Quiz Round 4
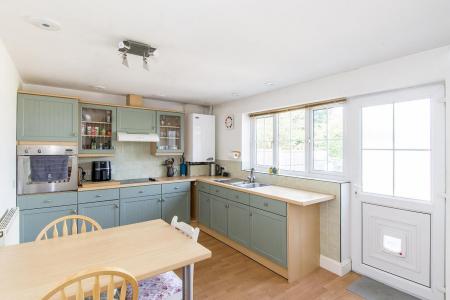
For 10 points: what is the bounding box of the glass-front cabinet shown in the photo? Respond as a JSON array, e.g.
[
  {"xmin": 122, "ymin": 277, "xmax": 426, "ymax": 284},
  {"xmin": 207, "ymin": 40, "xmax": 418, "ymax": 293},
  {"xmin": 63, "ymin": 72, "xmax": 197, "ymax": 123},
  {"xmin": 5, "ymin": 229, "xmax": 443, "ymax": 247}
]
[
  {"xmin": 79, "ymin": 104, "xmax": 116, "ymax": 155},
  {"xmin": 154, "ymin": 111, "xmax": 184, "ymax": 155}
]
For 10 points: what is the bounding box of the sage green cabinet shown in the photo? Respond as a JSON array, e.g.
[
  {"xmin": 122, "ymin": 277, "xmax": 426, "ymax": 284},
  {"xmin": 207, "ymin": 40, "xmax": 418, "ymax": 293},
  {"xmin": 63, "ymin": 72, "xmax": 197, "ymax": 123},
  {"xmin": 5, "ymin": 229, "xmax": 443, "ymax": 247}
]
[
  {"xmin": 120, "ymin": 196, "xmax": 161, "ymax": 225},
  {"xmin": 228, "ymin": 201, "xmax": 251, "ymax": 247},
  {"xmin": 250, "ymin": 207, "xmax": 287, "ymax": 267},
  {"xmin": 17, "ymin": 93, "xmax": 78, "ymax": 141},
  {"xmin": 154, "ymin": 111, "xmax": 184, "ymax": 155},
  {"xmin": 210, "ymin": 195, "xmax": 228, "ymax": 236},
  {"xmin": 79, "ymin": 104, "xmax": 116, "ymax": 155},
  {"xmin": 78, "ymin": 200, "xmax": 120, "ymax": 229},
  {"xmin": 20, "ymin": 205, "xmax": 77, "ymax": 243},
  {"xmin": 162, "ymin": 191, "xmax": 190, "ymax": 224},
  {"xmin": 198, "ymin": 191, "xmax": 211, "ymax": 227},
  {"xmin": 117, "ymin": 107, "xmax": 156, "ymax": 134}
]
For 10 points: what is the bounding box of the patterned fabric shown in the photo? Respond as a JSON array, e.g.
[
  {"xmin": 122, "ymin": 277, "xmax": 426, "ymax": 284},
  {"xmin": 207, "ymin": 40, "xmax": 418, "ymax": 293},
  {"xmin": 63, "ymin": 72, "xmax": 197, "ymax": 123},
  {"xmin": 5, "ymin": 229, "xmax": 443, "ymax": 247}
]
[{"xmin": 126, "ymin": 271, "xmax": 182, "ymax": 300}]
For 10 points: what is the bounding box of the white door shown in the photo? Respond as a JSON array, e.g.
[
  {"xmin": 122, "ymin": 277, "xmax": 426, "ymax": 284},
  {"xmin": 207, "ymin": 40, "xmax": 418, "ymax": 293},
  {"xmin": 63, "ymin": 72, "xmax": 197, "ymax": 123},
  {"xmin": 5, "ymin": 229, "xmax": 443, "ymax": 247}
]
[{"xmin": 349, "ymin": 84, "xmax": 445, "ymax": 300}]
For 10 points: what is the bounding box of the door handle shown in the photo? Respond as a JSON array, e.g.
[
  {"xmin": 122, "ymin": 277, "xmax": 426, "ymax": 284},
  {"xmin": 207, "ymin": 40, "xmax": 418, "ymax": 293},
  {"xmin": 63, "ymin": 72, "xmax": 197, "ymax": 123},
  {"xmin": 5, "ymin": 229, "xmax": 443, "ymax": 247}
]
[
  {"xmin": 71, "ymin": 209, "xmax": 77, "ymax": 214},
  {"xmin": 138, "ymin": 191, "xmax": 144, "ymax": 194},
  {"xmin": 114, "ymin": 204, "xmax": 119, "ymax": 208},
  {"xmin": 263, "ymin": 202, "xmax": 269, "ymax": 207},
  {"xmin": 43, "ymin": 200, "xmax": 52, "ymax": 203},
  {"xmin": 95, "ymin": 195, "xmax": 102, "ymax": 198}
]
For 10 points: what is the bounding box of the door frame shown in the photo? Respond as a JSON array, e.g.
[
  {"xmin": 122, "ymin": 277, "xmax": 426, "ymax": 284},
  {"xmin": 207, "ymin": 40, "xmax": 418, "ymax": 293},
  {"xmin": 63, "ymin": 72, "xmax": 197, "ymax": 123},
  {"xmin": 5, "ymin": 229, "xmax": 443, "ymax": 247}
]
[{"xmin": 348, "ymin": 83, "xmax": 446, "ymax": 300}]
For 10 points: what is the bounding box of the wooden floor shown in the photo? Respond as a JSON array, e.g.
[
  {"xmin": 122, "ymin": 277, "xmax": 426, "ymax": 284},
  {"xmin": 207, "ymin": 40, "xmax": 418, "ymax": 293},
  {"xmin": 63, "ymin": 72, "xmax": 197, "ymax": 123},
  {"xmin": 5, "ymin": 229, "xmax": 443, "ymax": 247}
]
[{"xmin": 189, "ymin": 231, "xmax": 362, "ymax": 300}]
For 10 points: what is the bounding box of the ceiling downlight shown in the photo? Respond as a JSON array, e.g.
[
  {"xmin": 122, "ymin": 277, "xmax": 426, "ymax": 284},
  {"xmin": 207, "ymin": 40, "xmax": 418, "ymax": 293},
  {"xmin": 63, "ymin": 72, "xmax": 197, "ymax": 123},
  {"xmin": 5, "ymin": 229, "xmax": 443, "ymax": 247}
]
[{"xmin": 25, "ymin": 17, "xmax": 61, "ymax": 31}]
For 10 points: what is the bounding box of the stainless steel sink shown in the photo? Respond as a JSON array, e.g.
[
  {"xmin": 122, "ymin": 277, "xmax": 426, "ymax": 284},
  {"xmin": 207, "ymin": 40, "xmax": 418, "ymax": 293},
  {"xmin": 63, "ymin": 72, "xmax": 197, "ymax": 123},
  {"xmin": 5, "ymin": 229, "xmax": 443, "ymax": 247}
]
[
  {"xmin": 213, "ymin": 178, "xmax": 245, "ymax": 185},
  {"xmin": 232, "ymin": 182, "xmax": 269, "ymax": 189}
]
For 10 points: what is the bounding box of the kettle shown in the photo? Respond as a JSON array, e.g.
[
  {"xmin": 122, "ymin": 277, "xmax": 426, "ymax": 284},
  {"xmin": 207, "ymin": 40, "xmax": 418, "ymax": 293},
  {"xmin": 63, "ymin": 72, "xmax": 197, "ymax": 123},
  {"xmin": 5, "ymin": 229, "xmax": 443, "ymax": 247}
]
[{"xmin": 215, "ymin": 164, "xmax": 224, "ymax": 176}]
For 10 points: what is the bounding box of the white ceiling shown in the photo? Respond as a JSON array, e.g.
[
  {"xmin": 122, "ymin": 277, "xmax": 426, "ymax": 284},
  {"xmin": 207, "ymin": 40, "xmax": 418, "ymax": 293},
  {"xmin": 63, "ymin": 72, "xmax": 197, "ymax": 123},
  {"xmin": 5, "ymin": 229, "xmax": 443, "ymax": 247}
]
[{"xmin": 1, "ymin": 0, "xmax": 450, "ymax": 105}]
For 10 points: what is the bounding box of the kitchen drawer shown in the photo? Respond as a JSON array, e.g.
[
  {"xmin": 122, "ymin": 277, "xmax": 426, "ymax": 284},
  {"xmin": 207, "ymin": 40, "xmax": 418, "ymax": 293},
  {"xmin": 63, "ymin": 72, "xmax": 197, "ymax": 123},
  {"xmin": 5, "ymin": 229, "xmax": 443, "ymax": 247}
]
[
  {"xmin": 197, "ymin": 182, "xmax": 210, "ymax": 193},
  {"xmin": 17, "ymin": 192, "xmax": 78, "ymax": 210},
  {"xmin": 228, "ymin": 189, "xmax": 250, "ymax": 206},
  {"xmin": 78, "ymin": 188, "xmax": 119, "ymax": 204},
  {"xmin": 209, "ymin": 185, "xmax": 229, "ymax": 199},
  {"xmin": 162, "ymin": 182, "xmax": 190, "ymax": 194},
  {"xmin": 120, "ymin": 185, "xmax": 161, "ymax": 198},
  {"xmin": 250, "ymin": 195, "xmax": 286, "ymax": 217}
]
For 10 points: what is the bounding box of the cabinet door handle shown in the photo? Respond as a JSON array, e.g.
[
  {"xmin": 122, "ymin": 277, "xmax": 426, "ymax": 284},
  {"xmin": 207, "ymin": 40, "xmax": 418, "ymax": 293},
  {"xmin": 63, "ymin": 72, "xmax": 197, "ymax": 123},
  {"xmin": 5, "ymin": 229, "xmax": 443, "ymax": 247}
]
[
  {"xmin": 174, "ymin": 187, "xmax": 180, "ymax": 190},
  {"xmin": 249, "ymin": 212, "xmax": 252, "ymax": 216},
  {"xmin": 263, "ymin": 202, "xmax": 269, "ymax": 207},
  {"xmin": 71, "ymin": 209, "xmax": 77, "ymax": 214},
  {"xmin": 72, "ymin": 132, "xmax": 77, "ymax": 136},
  {"xmin": 235, "ymin": 195, "xmax": 239, "ymax": 199},
  {"xmin": 138, "ymin": 191, "xmax": 144, "ymax": 194},
  {"xmin": 43, "ymin": 200, "xmax": 52, "ymax": 203},
  {"xmin": 114, "ymin": 204, "xmax": 119, "ymax": 208},
  {"xmin": 95, "ymin": 195, "xmax": 102, "ymax": 198}
]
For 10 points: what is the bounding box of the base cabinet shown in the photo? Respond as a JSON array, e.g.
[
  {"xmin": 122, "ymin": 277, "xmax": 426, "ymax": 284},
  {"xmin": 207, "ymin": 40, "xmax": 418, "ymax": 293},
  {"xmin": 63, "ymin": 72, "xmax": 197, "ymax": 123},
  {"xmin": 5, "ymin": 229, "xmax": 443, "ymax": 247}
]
[
  {"xmin": 228, "ymin": 201, "xmax": 251, "ymax": 247},
  {"xmin": 78, "ymin": 200, "xmax": 120, "ymax": 229},
  {"xmin": 120, "ymin": 196, "xmax": 161, "ymax": 225},
  {"xmin": 20, "ymin": 205, "xmax": 77, "ymax": 243},
  {"xmin": 210, "ymin": 196, "xmax": 228, "ymax": 236},
  {"xmin": 250, "ymin": 207, "xmax": 287, "ymax": 267},
  {"xmin": 198, "ymin": 191, "xmax": 211, "ymax": 227},
  {"xmin": 162, "ymin": 192, "xmax": 190, "ymax": 224}
]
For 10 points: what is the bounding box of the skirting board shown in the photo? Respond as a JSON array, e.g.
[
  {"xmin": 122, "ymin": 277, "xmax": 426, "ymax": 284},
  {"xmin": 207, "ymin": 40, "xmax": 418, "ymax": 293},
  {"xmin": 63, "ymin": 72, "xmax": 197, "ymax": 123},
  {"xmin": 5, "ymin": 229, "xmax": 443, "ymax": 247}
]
[{"xmin": 320, "ymin": 255, "xmax": 351, "ymax": 277}]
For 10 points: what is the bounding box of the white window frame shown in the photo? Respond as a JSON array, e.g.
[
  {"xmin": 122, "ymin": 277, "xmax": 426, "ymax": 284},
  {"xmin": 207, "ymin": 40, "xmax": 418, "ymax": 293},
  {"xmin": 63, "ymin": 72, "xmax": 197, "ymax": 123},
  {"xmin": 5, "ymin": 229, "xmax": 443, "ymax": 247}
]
[{"xmin": 250, "ymin": 103, "xmax": 345, "ymax": 180}]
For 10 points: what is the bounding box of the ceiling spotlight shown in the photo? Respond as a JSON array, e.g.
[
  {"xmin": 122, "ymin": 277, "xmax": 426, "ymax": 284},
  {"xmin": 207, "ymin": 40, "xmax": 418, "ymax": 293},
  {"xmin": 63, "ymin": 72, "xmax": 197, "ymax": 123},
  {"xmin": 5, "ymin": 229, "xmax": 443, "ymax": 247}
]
[
  {"xmin": 122, "ymin": 53, "xmax": 129, "ymax": 68},
  {"xmin": 143, "ymin": 56, "xmax": 149, "ymax": 71},
  {"xmin": 25, "ymin": 16, "xmax": 61, "ymax": 31},
  {"xmin": 264, "ymin": 81, "xmax": 274, "ymax": 86}
]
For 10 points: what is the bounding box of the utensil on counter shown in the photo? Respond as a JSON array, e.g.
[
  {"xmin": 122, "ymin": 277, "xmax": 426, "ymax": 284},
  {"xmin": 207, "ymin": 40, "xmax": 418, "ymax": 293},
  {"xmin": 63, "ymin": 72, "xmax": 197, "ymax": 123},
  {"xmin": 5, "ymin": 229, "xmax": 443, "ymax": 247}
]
[
  {"xmin": 180, "ymin": 154, "xmax": 187, "ymax": 176},
  {"xmin": 163, "ymin": 158, "xmax": 177, "ymax": 177}
]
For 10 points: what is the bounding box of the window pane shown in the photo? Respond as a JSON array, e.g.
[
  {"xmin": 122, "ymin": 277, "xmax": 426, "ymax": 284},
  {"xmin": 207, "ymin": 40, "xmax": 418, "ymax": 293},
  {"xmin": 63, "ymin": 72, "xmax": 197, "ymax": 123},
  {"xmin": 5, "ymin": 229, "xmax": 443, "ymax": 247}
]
[
  {"xmin": 362, "ymin": 104, "xmax": 393, "ymax": 149},
  {"xmin": 313, "ymin": 106, "xmax": 343, "ymax": 173},
  {"xmin": 394, "ymin": 150, "xmax": 430, "ymax": 201},
  {"xmin": 362, "ymin": 150, "xmax": 393, "ymax": 195},
  {"xmin": 395, "ymin": 99, "xmax": 430, "ymax": 149},
  {"xmin": 256, "ymin": 116, "xmax": 273, "ymax": 166},
  {"xmin": 278, "ymin": 110, "xmax": 305, "ymax": 171}
]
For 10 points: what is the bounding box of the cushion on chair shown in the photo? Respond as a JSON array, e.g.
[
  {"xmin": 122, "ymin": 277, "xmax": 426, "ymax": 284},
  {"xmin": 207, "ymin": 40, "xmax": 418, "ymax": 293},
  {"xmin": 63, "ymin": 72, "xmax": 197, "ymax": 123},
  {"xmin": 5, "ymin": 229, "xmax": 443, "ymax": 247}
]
[{"xmin": 126, "ymin": 271, "xmax": 182, "ymax": 300}]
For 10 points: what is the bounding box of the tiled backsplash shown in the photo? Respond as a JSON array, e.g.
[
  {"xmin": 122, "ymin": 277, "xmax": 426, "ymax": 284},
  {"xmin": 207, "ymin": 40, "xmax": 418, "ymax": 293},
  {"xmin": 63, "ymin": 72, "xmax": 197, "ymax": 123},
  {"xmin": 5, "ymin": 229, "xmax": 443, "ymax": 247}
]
[
  {"xmin": 79, "ymin": 142, "xmax": 180, "ymax": 180},
  {"xmin": 217, "ymin": 159, "xmax": 345, "ymax": 262}
]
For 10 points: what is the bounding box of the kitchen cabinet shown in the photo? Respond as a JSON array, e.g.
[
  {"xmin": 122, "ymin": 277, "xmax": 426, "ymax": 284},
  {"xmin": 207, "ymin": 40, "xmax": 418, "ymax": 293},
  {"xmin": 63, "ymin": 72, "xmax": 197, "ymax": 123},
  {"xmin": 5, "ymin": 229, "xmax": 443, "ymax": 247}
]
[
  {"xmin": 210, "ymin": 195, "xmax": 228, "ymax": 236},
  {"xmin": 120, "ymin": 196, "xmax": 161, "ymax": 225},
  {"xmin": 250, "ymin": 207, "xmax": 287, "ymax": 267},
  {"xmin": 19, "ymin": 205, "xmax": 77, "ymax": 243},
  {"xmin": 228, "ymin": 200, "xmax": 251, "ymax": 247},
  {"xmin": 78, "ymin": 200, "xmax": 120, "ymax": 229},
  {"xmin": 79, "ymin": 103, "xmax": 116, "ymax": 155},
  {"xmin": 162, "ymin": 191, "xmax": 190, "ymax": 224},
  {"xmin": 117, "ymin": 107, "xmax": 156, "ymax": 134},
  {"xmin": 153, "ymin": 111, "xmax": 184, "ymax": 155},
  {"xmin": 17, "ymin": 93, "xmax": 78, "ymax": 142},
  {"xmin": 198, "ymin": 191, "xmax": 211, "ymax": 227}
]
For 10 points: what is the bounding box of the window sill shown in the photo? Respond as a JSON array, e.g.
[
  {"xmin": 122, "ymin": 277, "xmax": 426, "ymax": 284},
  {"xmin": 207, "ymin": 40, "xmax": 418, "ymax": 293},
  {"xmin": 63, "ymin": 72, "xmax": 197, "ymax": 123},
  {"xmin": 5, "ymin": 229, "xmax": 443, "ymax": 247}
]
[{"xmin": 242, "ymin": 169, "xmax": 350, "ymax": 184}]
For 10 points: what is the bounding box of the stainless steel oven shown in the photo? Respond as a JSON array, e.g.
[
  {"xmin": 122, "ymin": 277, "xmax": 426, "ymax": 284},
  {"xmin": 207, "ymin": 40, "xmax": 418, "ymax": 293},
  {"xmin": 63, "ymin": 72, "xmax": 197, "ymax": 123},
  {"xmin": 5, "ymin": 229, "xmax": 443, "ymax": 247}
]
[{"xmin": 17, "ymin": 145, "xmax": 78, "ymax": 195}]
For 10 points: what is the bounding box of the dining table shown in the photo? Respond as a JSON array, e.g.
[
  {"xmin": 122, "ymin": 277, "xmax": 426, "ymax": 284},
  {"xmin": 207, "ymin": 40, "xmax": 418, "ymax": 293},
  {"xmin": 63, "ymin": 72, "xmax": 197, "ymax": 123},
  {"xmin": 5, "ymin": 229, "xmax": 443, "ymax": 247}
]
[{"xmin": 0, "ymin": 219, "xmax": 211, "ymax": 299}]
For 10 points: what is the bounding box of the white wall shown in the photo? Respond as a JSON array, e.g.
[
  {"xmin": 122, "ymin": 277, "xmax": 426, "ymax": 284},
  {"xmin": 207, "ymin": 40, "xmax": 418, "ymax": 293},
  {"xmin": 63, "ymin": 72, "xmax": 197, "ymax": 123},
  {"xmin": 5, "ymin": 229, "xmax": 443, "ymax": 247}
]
[
  {"xmin": 214, "ymin": 45, "xmax": 450, "ymax": 160},
  {"xmin": 21, "ymin": 83, "xmax": 209, "ymax": 114},
  {"xmin": 0, "ymin": 39, "xmax": 21, "ymax": 215}
]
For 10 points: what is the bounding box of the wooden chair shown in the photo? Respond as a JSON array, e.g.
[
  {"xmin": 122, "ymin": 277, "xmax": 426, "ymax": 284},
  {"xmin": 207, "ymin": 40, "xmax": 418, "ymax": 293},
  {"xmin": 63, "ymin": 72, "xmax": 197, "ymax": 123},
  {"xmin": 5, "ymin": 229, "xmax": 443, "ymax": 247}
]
[
  {"xmin": 41, "ymin": 267, "xmax": 139, "ymax": 300},
  {"xmin": 35, "ymin": 215, "xmax": 102, "ymax": 241},
  {"xmin": 127, "ymin": 216, "xmax": 200, "ymax": 300}
]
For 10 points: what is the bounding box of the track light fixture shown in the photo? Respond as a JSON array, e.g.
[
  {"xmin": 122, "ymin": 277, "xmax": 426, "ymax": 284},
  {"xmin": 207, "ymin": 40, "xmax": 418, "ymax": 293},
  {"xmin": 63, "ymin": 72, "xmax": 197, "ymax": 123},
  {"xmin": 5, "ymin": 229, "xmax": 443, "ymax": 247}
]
[{"xmin": 118, "ymin": 40, "xmax": 157, "ymax": 70}]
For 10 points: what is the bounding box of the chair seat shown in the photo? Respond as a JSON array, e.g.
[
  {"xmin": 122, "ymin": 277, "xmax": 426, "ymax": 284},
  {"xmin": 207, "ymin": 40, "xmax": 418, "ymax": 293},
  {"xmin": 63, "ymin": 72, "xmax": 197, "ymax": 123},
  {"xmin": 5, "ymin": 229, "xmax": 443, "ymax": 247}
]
[{"xmin": 127, "ymin": 271, "xmax": 182, "ymax": 300}]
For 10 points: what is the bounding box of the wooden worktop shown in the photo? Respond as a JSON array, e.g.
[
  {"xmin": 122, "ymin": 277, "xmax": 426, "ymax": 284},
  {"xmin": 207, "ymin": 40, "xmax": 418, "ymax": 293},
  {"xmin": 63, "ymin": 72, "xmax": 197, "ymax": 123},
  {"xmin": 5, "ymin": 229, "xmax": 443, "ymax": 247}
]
[{"xmin": 79, "ymin": 176, "xmax": 334, "ymax": 206}]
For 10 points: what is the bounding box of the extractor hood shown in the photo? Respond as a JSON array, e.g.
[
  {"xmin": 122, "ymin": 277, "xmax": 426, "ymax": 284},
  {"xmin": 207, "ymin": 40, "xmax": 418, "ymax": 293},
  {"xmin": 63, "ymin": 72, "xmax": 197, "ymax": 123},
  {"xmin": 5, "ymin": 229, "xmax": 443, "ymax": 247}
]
[{"xmin": 117, "ymin": 132, "xmax": 160, "ymax": 142}]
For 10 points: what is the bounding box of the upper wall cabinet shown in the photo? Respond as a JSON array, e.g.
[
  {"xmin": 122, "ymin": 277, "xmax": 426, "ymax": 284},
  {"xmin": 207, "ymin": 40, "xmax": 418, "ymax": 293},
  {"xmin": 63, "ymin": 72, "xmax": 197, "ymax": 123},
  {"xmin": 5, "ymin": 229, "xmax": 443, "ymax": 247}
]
[
  {"xmin": 117, "ymin": 107, "xmax": 156, "ymax": 134},
  {"xmin": 79, "ymin": 103, "xmax": 116, "ymax": 155},
  {"xmin": 17, "ymin": 93, "xmax": 78, "ymax": 142},
  {"xmin": 153, "ymin": 111, "xmax": 184, "ymax": 155}
]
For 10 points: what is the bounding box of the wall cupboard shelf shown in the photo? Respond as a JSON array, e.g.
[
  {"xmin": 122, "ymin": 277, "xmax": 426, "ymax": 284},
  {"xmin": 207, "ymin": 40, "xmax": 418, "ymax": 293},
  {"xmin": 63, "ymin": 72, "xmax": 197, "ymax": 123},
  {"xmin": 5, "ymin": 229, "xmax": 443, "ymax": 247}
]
[{"xmin": 152, "ymin": 111, "xmax": 184, "ymax": 155}]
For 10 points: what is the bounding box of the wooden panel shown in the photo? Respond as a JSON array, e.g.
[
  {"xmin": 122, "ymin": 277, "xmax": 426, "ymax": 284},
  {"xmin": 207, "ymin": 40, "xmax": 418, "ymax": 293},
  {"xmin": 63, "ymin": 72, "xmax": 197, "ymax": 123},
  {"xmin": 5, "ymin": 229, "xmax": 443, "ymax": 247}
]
[
  {"xmin": 19, "ymin": 205, "xmax": 77, "ymax": 243},
  {"xmin": 210, "ymin": 195, "xmax": 228, "ymax": 236},
  {"xmin": 162, "ymin": 182, "xmax": 190, "ymax": 194},
  {"xmin": 161, "ymin": 192, "xmax": 190, "ymax": 223},
  {"xmin": 78, "ymin": 188, "xmax": 119, "ymax": 204},
  {"xmin": 250, "ymin": 195, "xmax": 287, "ymax": 216},
  {"xmin": 17, "ymin": 94, "xmax": 78, "ymax": 141},
  {"xmin": 117, "ymin": 107, "xmax": 156, "ymax": 134},
  {"xmin": 78, "ymin": 200, "xmax": 119, "ymax": 229},
  {"xmin": 120, "ymin": 185, "xmax": 161, "ymax": 198},
  {"xmin": 120, "ymin": 195, "xmax": 161, "ymax": 226},
  {"xmin": 250, "ymin": 207, "xmax": 287, "ymax": 267},
  {"xmin": 198, "ymin": 191, "xmax": 211, "ymax": 228},
  {"xmin": 17, "ymin": 192, "xmax": 78, "ymax": 210},
  {"xmin": 227, "ymin": 200, "xmax": 251, "ymax": 247}
]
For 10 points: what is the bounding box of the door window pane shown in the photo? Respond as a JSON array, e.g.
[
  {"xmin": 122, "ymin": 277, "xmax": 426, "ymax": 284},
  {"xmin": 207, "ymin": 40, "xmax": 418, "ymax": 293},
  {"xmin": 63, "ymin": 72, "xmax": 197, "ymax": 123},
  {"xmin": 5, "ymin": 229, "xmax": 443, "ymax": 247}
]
[
  {"xmin": 278, "ymin": 110, "xmax": 305, "ymax": 171},
  {"xmin": 394, "ymin": 151, "xmax": 430, "ymax": 200},
  {"xmin": 313, "ymin": 106, "xmax": 343, "ymax": 172},
  {"xmin": 394, "ymin": 99, "xmax": 430, "ymax": 149},
  {"xmin": 362, "ymin": 104, "xmax": 393, "ymax": 149},
  {"xmin": 362, "ymin": 150, "xmax": 393, "ymax": 195},
  {"xmin": 256, "ymin": 116, "xmax": 273, "ymax": 166}
]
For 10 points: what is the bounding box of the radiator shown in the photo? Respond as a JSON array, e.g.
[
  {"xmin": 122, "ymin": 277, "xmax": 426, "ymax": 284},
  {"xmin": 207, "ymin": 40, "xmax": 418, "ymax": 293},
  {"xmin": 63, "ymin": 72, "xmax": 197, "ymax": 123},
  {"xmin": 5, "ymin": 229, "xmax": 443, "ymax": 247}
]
[{"xmin": 0, "ymin": 207, "xmax": 19, "ymax": 246}]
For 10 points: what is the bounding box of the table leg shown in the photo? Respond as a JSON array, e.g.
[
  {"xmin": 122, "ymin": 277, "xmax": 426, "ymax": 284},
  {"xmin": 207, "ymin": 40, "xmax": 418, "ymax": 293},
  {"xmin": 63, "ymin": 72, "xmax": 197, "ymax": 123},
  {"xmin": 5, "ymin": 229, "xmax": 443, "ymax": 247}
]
[{"xmin": 183, "ymin": 264, "xmax": 194, "ymax": 300}]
